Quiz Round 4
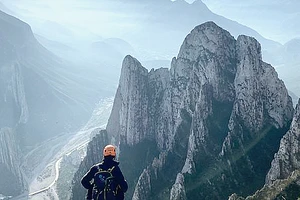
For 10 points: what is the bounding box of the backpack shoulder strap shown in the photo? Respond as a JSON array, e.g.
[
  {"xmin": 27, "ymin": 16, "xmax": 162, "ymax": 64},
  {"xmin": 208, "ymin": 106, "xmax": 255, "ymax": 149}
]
[
  {"xmin": 96, "ymin": 162, "xmax": 104, "ymax": 171},
  {"xmin": 95, "ymin": 162, "xmax": 116, "ymax": 175},
  {"xmin": 107, "ymin": 166, "xmax": 116, "ymax": 173}
]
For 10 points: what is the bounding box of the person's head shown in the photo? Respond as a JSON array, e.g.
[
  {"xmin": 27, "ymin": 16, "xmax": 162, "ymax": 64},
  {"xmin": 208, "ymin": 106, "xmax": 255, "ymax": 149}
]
[{"xmin": 103, "ymin": 144, "xmax": 116, "ymax": 159}]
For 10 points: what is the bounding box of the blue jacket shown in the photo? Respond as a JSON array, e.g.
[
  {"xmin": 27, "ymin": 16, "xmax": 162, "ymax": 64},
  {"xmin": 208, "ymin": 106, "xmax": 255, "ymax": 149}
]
[{"xmin": 81, "ymin": 156, "xmax": 128, "ymax": 200}]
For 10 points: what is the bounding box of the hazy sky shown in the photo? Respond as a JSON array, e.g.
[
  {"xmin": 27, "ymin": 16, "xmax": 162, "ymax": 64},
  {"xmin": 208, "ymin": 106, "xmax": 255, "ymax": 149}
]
[
  {"xmin": 4, "ymin": 0, "xmax": 299, "ymax": 45},
  {"xmin": 2, "ymin": 0, "xmax": 144, "ymax": 41},
  {"xmin": 2, "ymin": 0, "xmax": 299, "ymax": 54}
]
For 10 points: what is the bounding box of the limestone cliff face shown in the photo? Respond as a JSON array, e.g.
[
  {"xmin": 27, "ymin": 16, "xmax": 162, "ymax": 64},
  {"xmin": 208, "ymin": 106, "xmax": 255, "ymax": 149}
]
[
  {"xmin": 106, "ymin": 55, "xmax": 175, "ymax": 151},
  {"xmin": 79, "ymin": 21, "xmax": 294, "ymax": 200},
  {"xmin": 0, "ymin": 128, "xmax": 25, "ymax": 196},
  {"xmin": 106, "ymin": 56, "xmax": 150, "ymax": 146},
  {"xmin": 0, "ymin": 10, "xmax": 35, "ymax": 196},
  {"xmin": 220, "ymin": 35, "xmax": 293, "ymax": 157},
  {"xmin": 226, "ymin": 56, "xmax": 300, "ymax": 200},
  {"xmin": 266, "ymin": 99, "xmax": 300, "ymax": 184}
]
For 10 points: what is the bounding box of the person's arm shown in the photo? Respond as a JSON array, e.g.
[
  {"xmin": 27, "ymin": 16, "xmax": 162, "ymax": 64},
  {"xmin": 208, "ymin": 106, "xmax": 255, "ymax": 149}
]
[
  {"xmin": 81, "ymin": 166, "xmax": 97, "ymax": 189},
  {"xmin": 114, "ymin": 166, "xmax": 128, "ymax": 193}
]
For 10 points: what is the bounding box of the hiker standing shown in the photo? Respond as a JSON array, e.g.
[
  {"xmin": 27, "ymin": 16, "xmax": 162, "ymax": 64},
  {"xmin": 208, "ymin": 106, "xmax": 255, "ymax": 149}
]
[{"xmin": 81, "ymin": 145, "xmax": 128, "ymax": 200}]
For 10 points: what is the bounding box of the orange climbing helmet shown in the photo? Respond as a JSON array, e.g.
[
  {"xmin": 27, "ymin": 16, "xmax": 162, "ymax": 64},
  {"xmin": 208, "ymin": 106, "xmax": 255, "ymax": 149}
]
[{"xmin": 103, "ymin": 144, "xmax": 116, "ymax": 157}]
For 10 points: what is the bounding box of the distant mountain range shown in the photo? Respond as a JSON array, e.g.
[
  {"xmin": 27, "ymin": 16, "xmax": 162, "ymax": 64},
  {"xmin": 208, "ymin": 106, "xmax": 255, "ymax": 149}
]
[
  {"xmin": 1, "ymin": 0, "xmax": 280, "ymax": 59},
  {"xmin": 263, "ymin": 38, "xmax": 300, "ymax": 99},
  {"xmin": 201, "ymin": 0, "xmax": 300, "ymax": 43},
  {"xmin": 109, "ymin": 0, "xmax": 280, "ymax": 56}
]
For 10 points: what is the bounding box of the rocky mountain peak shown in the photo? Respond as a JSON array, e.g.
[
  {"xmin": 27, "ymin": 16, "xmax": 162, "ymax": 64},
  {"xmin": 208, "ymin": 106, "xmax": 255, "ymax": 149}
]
[
  {"xmin": 106, "ymin": 55, "xmax": 150, "ymax": 146},
  {"xmin": 119, "ymin": 55, "xmax": 148, "ymax": 91},
  {"xmin": 122, "ymin": 55, "xmax": 144, "ymax": 71},
  {"xmin": 114, "ymin": 22, "xmax": 293, "ymax": 199},
  {"xmin": 178, "ymin": 21, "xmax": 236, "ymax": 61},
  {"xmin": 236, "ymin": 35, "xmax": 262, "ymax": 61},
  {"xmin": 74, "ymin": 21, "xmax": 294, "ymax": 200}
]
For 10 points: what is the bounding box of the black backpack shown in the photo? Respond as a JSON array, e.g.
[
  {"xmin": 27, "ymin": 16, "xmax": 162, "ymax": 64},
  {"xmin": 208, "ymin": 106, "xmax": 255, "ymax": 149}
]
[{"xmin": 93, "ymin": 164, "xmax": 117, "ymax": 200}]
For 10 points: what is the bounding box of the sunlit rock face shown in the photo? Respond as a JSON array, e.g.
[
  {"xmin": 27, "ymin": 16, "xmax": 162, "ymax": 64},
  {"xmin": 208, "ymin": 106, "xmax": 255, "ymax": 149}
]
[
  {"xmin": 106, "ymin": 55, "xmax": 150, "ymax": 146},
  {"xmin": 74, "ymin": 21, "xmax": 293, "ymax": 199}
]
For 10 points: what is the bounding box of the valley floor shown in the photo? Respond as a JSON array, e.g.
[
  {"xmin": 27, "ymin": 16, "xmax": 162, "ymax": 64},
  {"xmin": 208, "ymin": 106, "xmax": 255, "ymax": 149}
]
[{"xmin": 12, "ymin": 97, "xmax": 113, "ymax": 200}]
